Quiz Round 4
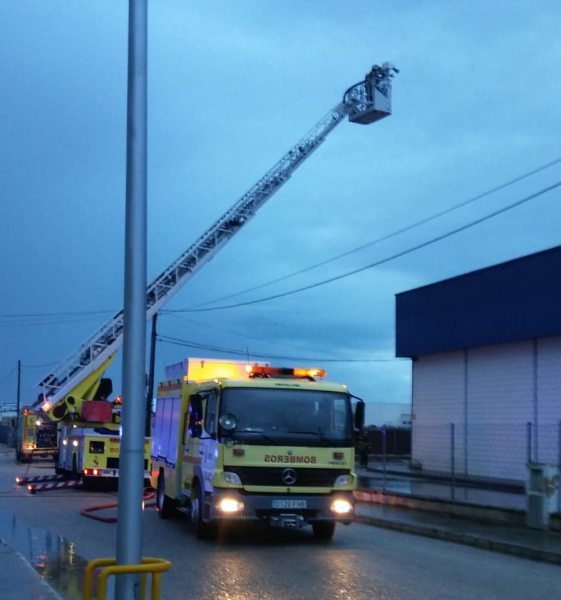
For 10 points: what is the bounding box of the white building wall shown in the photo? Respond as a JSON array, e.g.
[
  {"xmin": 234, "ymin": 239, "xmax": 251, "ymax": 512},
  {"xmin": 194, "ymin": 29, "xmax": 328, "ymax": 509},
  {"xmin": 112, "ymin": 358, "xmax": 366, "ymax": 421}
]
[
  {"xmin": 412, "ymin": 336, "xmax": 561, "ymax": 483},
  {"xmin": 467, "ymin": 342, "xmax": 533, "ymax": 481},
  {"xmin": 537, "ymin": 337, "xmax": 561, "ymax": 464},
  {"xmin": 412, "ymin": 351, "xmax": 465, "ymax": 474}
]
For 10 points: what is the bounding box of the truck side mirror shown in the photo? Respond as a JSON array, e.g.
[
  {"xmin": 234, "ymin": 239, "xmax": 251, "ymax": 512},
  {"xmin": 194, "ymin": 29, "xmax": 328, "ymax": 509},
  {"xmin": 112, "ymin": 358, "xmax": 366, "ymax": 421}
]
[{"xmin": 354, "ymin": 400, "xmax": 365, "ymax": 433}]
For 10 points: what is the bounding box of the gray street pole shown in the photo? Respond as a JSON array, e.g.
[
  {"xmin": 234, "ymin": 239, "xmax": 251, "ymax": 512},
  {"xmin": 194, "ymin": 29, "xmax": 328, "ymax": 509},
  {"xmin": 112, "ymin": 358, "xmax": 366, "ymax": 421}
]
[{"xmin": 115, "ymin": 1, "xmax": 148, "ymax": 598}]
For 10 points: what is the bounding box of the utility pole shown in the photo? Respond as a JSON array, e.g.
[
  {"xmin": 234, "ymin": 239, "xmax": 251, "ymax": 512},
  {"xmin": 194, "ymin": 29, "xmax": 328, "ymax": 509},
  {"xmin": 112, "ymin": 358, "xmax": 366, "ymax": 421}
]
[
  {"xmin": 14, "ymin": 360, "xmax": 21, "ymax": 441},
  {"xmin": 145, "ymin": 313, "xmax": 158, "ymax": 436},
  {"xmin": 115, "ymin": 1, "xmax": 148, "ymax": 598},
  {"xmin": 15, "ymin": 360, "xmax": 21, "ymax": 417}
]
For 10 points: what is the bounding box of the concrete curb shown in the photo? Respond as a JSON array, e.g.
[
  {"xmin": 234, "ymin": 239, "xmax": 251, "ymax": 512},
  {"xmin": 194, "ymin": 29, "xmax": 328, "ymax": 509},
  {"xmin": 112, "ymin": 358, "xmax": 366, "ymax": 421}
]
[
  {"xmin": 360, "ymin": 466, "xmax": 524, "ymax": 493},
  {"xmin": 354, "ymin": 489, "xmax": 527, "ymax": 526},
  {"xmin": 353, "ymin": 514, "xmax": 561, "ymax": 565}
]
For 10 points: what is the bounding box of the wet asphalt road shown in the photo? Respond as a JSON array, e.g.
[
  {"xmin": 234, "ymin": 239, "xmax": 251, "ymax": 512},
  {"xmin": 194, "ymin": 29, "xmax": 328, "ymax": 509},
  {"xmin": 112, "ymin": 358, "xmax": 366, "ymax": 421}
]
[{"xmin": 2, "ymin": 447, "xmax": 561, "ymax": 600}]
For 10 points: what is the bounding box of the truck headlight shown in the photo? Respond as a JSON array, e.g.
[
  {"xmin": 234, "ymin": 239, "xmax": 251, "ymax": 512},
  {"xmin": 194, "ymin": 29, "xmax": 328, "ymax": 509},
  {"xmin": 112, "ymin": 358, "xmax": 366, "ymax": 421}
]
[
  {"xmin": 223, "ymin": 471, "xmax": 242, "ymax": 485},
  {"xmin": 334, "ymin": 474, "xmax": 352, "ymax": 488},
  {"xmin": 330, "ymin": 498, "xmax": 353, "ymax": 515},
  {"xmin": 216, "ymin": 498, "xmax": 244, "ymax": 513}
]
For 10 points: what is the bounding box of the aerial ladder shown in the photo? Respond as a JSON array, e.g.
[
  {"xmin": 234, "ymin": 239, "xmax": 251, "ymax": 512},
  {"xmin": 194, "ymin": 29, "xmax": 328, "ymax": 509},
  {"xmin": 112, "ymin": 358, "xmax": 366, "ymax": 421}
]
[{"xmin": 33, "ymin": 62, "xmax": 398, "ymax": 420}]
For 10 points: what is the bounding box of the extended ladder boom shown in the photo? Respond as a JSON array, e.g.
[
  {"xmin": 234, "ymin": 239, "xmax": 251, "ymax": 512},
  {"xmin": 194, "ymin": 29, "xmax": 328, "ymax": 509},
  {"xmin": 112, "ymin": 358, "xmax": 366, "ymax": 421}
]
[{"xmin": 35, "ymin": 62, "xmax": 397, "ymax": 410}]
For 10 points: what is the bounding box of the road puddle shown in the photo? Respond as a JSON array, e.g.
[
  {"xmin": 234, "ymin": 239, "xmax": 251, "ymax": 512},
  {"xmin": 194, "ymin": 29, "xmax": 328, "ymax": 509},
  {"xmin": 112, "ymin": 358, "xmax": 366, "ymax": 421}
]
[{"xmin": 0, "ymin": 511, "xmax": 87, "ymax": 599}]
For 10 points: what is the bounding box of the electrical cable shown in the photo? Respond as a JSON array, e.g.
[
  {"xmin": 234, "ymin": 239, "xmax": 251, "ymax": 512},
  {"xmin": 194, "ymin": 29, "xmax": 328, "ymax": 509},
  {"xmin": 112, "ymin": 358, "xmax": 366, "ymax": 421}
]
[
  {"xmin": 157, "ymin": 334, "xmax": 404, "ymax": 363},
  {"xmin": 176, "ymin": 157, "xmax": 561, "ymax": 310},
  {"xmin": 0, "ymin": 309, "xmax": 114, "ymax": 319},
  {"xmin": 0, "ymin": 314, "xmax": 114, "ymax": 329},
  {"xmin": 22, "ymin": 361, "xmax": 62, "ymax": 370},
  {"xmin": 167, "ymin": 179, "xmax": 561, "ymax": 313},
  {"xmin": 2, "ymin": 159, "xmax": 559, "ymax": 322},
  {"xmin": 161, "ymin": 312, "xmax": 345, "ymax": 357}
]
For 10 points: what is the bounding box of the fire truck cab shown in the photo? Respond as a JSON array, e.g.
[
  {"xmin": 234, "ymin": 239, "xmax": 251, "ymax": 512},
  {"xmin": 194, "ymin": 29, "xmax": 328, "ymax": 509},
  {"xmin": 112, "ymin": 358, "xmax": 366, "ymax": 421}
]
[{"xmin": 150, "ymin": 358, "xmax": 364, "ymax": 540}]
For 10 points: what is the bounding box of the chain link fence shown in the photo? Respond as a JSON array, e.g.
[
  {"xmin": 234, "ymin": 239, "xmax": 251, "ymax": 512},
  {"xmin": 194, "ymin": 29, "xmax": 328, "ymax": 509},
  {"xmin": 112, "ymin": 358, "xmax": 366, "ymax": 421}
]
[
  {"xmin": 408, "ymin": 421, "xmax": 561, "ymax": 512},
  {"xmin": 411, "ymin": 422, "xmax": 561, "ymax": 483},
  {"xmin": 358, "ymin": 422, "xmax": 561, "ymax": 513}
]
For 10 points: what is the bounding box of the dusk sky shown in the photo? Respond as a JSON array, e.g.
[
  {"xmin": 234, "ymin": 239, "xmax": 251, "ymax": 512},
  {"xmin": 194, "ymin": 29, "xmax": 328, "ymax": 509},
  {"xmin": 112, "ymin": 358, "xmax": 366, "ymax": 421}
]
[{"xmin": 1, "ymin": 1, "xmax": 560, "ymax": 423}]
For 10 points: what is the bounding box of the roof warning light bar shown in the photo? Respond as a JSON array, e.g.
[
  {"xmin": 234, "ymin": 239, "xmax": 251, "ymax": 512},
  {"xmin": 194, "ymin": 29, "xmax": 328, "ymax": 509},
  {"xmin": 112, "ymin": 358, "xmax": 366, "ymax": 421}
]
[{"xmin": 247, "ymin": 365, "xmax": 326, "ymax": 380}]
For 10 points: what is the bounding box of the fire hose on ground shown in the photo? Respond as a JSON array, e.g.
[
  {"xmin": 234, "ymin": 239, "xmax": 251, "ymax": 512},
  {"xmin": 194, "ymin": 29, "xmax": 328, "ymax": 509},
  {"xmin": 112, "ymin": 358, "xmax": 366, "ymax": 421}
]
[{"xmin": 80, "ymin": 488, "xmax": 156, "ymax": 523}]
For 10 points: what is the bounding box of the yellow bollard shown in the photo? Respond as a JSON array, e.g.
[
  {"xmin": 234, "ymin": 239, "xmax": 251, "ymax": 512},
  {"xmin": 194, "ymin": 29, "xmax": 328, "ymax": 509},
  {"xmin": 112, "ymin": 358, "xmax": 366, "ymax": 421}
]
[{"xmin": 83, "ymin": 557, "xmax": 172, "ymax": 600}]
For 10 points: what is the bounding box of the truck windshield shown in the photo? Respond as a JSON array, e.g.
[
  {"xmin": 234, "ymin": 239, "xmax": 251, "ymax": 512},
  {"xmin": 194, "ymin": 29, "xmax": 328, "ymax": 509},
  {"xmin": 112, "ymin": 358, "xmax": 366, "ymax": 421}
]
[{"xmin": 219, "ymin": 387, "xmax": 352, "ymax": 446}]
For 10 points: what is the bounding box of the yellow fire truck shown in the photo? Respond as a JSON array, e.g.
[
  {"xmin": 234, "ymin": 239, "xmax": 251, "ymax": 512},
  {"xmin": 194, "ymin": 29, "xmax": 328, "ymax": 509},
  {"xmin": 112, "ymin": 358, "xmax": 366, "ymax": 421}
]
[
  {"xmin": 29, "ymin": 62, "xmax": 394, "ymax": 493},
  {"xmin": 15, "ymin": 408, "xmax": 57, "ymax": 462},
  {"xmin": 150, "ymin": 358, "xmax": 365, "ymax": 540},
  {"xmin": 39, "ymin": 357, "xmax": 151, "ymax": 484}
]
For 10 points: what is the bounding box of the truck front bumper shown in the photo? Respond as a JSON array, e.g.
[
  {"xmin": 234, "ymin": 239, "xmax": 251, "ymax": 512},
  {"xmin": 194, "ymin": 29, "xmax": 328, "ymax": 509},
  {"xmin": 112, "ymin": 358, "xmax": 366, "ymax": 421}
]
[{"xmin": 208, "ymin": 490, "xmax": 354, "ymax": 526}]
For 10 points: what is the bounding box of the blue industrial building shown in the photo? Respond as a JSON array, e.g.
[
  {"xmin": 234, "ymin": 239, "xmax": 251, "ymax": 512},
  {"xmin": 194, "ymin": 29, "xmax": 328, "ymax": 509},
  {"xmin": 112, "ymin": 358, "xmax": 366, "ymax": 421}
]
[{"xmin": 395, "ymin": 246, "xmax": 561, "ymax": 484}]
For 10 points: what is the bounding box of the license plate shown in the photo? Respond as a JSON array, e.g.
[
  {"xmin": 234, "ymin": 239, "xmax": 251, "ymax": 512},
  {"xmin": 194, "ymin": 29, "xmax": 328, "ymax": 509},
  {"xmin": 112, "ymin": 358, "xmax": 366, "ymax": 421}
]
[
  {"xmin": 271, "ymin": 499, "xmax": 307, "ymax": 509},
  {"xmin": 99, "ymin": 469, "xmax": 118, "ymax": 477}
]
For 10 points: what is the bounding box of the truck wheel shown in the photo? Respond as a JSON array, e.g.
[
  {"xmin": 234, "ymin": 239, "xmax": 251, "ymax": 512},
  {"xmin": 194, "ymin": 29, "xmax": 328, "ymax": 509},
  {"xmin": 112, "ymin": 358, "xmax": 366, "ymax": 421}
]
[
  {"xmin": 312, "ymin": 521, "xmax": 336, "ymax": 540},
  {"xmin": 191, "ymin": 482, "xmax": 215, "ymax": 539},
  {"xmin": 157, "ymin": 474, "xmax": 174, "ymax": 519}
]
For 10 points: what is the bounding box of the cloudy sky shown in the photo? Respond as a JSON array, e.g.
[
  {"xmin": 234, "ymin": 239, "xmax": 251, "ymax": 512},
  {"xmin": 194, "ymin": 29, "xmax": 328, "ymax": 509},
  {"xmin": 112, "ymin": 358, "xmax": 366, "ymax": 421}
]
[{"xmin": 1, "ymin": 1, "xmax": 560, "ymax": 423}]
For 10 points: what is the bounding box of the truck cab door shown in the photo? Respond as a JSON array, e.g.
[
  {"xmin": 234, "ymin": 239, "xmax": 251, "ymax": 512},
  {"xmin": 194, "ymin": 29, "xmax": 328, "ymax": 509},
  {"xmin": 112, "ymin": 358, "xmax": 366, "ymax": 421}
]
[{"xmin": 183, "ymin": 390, "xmax": 218, "ymax": 494}]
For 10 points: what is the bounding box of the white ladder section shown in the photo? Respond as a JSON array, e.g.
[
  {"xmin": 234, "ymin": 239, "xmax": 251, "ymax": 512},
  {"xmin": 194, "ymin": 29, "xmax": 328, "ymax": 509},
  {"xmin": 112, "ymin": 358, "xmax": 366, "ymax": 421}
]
[{"xmin": 36, "ymin": 63, "xmax": 397, "ymax": 408}]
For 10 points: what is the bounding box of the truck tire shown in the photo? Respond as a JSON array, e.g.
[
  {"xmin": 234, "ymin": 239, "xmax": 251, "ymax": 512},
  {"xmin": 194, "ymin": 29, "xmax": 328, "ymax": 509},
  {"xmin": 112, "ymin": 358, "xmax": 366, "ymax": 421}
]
[
  {"xmin": 191, "ymin": 482, "xmax": 215, "ymax": 539},
  {"xmin": 157, "ymin": 474, "xmax": 174, "ymax": 519},
  {"xmin": 312, "ymin": 521, "xmax": 336, "ymax": 540}
]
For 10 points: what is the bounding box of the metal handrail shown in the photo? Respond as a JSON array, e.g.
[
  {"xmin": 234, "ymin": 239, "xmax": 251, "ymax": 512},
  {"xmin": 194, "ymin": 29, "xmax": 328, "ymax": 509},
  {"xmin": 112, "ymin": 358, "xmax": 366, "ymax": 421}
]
[{"xmin": 83, "ymin": 556, "xmax": 172, "ymax": 600}]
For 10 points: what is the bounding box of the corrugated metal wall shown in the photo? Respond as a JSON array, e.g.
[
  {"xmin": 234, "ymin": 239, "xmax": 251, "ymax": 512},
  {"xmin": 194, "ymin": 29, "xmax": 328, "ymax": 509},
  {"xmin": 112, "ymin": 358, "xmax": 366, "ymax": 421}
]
[{"xmin": 412, "ymin": 336, "xmax": 561, "ymax": 483}]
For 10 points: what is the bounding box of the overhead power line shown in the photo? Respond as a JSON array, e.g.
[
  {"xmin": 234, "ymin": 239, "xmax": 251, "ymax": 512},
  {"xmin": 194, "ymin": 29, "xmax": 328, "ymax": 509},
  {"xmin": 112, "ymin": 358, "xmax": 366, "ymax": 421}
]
[
  {"xmin": 157, "ymin": 334, "xmax": 404, "ymax": 364},
  {"xmin": 167, "ymin": 179, "xmax": 561, "ymax": 313},
  {"xmin": 1, "ymin": 158, "xmax": 560, "ymax": 322},
  {"xmin": 22, "ymin": 361, "xmax": 62, "ymax": 370},
  {"xmin": 161, "ymin": 312, "xmax": 345, "ymax": 358},
  {"xmin": 0, "ymin": 309, "xmax": 114, "ymax": 319},
  {"xmin": 179, "ymin": 157, "xmax": 561, "ymax": 310},
  {"xmin": 0, "ymin": 314, "xmax": 115, "ymax": 331}
]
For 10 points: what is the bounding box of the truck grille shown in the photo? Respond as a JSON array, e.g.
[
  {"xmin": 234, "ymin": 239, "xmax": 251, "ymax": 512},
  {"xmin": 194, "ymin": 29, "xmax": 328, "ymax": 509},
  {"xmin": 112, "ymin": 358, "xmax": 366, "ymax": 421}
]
[{"xmin": 226, "ymin": 466, "xmax": 348, "ymax": 487}]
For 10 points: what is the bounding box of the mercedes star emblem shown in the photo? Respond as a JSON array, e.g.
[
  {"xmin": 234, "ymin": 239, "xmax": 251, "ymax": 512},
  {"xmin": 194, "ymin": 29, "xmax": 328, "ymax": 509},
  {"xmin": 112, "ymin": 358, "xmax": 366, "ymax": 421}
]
[{"xmin": 281, "ymin": 468, "xmax": 297, "ymax": 485}]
